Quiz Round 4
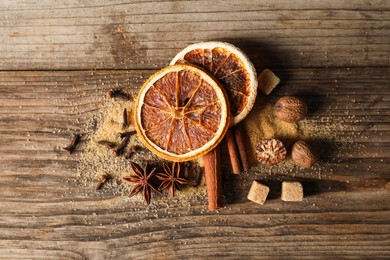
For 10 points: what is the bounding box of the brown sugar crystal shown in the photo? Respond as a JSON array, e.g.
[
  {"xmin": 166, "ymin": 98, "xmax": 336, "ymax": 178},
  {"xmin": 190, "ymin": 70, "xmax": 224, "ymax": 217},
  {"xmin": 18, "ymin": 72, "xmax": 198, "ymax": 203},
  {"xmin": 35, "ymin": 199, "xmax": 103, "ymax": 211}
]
[
  {"xmin": 257, "ymin": 69, "xmax": 280, "ymax": 96},
  {"xmin": 281, "ymin": 181, "xmax": 303, "ymax": 201},
  {"xmin": 247, "ymin": 181, "xmax": 270, "ymax": 205}
]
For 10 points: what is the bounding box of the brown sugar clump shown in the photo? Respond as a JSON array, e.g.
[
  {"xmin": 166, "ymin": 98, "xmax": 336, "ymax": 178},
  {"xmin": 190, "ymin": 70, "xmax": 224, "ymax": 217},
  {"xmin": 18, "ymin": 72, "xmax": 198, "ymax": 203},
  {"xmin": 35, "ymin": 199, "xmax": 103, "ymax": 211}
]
[
  {"xmin": 281, "ymin": 181, "xmax": 303, "ymax": 201},
  {"xmin": 257, "ymin": 69, "xmax": 280, "ymax": 96},
  {"xmin": 247, "ymin": 181, "xmax": 270, "ymax": 205}
]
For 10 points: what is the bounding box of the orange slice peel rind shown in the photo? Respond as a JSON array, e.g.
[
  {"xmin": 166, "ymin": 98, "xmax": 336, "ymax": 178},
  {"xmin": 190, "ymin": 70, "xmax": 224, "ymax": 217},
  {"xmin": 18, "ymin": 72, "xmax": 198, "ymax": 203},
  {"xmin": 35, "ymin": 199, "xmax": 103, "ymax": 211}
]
[
  {"xmin": 134, "ymin": 64, "xmax": 230, "ymax": 162},
  {"xmin": 170, "ymin": 41, "xmax": 258, "ymax": 126}
]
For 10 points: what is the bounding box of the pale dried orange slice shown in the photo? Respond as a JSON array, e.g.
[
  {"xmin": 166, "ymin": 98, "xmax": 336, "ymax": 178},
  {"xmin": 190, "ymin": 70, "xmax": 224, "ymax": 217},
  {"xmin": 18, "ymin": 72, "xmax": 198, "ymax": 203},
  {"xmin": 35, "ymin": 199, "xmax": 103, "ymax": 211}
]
[
  {"xmin": 134, "ymin": 64, "xmax": 230, "ymax": 162},
  {"xmin": 170, "ymin": 41, "xmax": 258, "ymax": 126}
]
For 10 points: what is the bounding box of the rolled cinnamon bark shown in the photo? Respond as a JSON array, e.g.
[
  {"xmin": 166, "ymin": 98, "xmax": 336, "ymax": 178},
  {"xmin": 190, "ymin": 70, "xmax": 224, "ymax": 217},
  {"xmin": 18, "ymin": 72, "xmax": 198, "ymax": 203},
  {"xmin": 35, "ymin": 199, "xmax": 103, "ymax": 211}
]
[
  {"xmin": 225, "ymin": 128, "xmax": 242, "ymax": 174},
  {"xmin": 203, "ymin": 146, "xmax": 223, "ymax": 210},
  {"xmin": 234, "ymin": 124, "xmax": 250, "ymax": 171}
]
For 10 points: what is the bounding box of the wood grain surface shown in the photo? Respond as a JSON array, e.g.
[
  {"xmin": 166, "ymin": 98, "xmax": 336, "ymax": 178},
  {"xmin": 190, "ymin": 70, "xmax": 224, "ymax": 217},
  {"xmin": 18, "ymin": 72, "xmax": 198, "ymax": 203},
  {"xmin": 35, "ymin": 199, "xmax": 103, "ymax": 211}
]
[
  {"xmin": 0, "ymin": 0, "xmax": 389, "ymax": 259},
  {"xmin": 1, "ymin": 0, "xmax": 390, "ymax": 70}
]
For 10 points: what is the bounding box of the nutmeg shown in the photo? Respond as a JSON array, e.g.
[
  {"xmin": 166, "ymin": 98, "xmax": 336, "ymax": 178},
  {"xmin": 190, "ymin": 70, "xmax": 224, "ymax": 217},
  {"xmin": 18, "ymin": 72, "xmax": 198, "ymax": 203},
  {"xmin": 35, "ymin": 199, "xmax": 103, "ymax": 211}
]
[
  {"xmin": 274, "ymin": 96, "xmax": 307, "ymax": 123},
  {"xmin": 291, "ymin": 141, "xmax": 317, "ymax": 168},
  {"xmin": 255, "ymin": 139, "xmax": 287, "ymax": 166}
]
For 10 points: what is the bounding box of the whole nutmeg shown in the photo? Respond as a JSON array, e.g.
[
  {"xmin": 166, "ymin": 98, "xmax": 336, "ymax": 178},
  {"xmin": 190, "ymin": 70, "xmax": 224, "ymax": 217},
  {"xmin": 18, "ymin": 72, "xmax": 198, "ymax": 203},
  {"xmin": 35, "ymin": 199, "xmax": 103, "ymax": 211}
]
[
  {"xmin": 256, "ymin": 139, "xmax": 287, "ymax": 166},
  {"xmin": 291, "ymin": 141, "xmax": 317, "ymax": 168},
  {"xmin": 274, "ymin": 96, "xmax": 308, "ymax": 123}
]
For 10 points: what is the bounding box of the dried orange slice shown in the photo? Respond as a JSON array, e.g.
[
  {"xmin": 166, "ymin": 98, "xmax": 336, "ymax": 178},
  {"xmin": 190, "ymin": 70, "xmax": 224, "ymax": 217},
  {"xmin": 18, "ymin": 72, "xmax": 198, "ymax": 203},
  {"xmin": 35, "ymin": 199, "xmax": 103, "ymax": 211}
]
[
  {"xmin": 134, "ymin": 64, "xmax": 230, "ymax": 162},
  {"xmin": 170, "ymin": 41, "xmax": 258, "ymax": 126}
]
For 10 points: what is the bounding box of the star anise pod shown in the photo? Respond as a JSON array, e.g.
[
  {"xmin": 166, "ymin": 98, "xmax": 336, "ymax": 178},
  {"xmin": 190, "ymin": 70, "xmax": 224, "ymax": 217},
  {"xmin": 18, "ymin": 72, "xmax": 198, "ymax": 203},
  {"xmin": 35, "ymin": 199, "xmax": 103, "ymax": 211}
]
[
  {"xmin": 156, "ymin": 162, "xmax": 189, "ymax": 198},
  {"xmin": 123, "ymin": 162, "xmax": 160, "ymax": 205}
]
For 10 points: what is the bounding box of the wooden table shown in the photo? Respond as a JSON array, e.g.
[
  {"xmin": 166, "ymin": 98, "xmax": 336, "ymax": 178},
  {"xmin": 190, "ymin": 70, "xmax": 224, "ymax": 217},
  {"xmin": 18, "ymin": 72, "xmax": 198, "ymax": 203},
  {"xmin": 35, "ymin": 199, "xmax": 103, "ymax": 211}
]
[{"xmin": 1, "ymin": 1, "xmax": 389, "ymax": 259}]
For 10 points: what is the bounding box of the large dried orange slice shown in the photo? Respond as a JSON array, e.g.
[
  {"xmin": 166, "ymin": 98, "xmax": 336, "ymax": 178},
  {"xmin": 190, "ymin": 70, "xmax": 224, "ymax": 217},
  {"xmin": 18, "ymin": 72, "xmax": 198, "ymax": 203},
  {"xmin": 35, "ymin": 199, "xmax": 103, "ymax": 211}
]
[
  {"xmin": 134, "ymin": 64, "xmax": 230, "ymax": 162},
  {"xmin": 170, "ymin": 42, "xmax": 258, "ymax": 126}
]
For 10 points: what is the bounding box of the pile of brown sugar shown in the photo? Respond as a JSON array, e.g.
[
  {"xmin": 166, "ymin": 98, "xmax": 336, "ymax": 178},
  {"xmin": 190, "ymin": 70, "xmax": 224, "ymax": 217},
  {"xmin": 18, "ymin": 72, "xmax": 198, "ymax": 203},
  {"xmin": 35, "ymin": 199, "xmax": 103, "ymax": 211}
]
[{"xmin": 242, "ymin": 93, "xmax": 347, "ymax": 180}]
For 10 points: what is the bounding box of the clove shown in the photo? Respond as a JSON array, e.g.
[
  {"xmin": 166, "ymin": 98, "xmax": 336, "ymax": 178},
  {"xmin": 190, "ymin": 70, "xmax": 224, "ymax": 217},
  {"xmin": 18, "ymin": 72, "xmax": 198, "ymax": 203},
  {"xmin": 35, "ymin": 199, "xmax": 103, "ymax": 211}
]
[
  {"xmin": 118, "ymin": 130, "xmax": 136, "ymax": 139},
  {"xmin": 124, "ymin": 145, "xmax": 140, "ymax": 159},
  {"xmin": 97, "ymin": 140, "xmax": 117, "ymax": 149},
  {"xmin": 63, "ymin": 134, "xmax": 80, "ymax": 154},
  {"xmin": 96, "ymin": 174, "xmax": 111, "ymax": 190},
  {"xmin": 122, "ymin": 108, "xmax": 128, "ymax": 128},
  {"xmin": 184, "ymin": 162, "xmax": 191, "ymax": 179},
  {"xmin": 190, "ymin": 168, "xmax": 202, "ymax": 187},
  {"xmin": 184, "ymin": 162, "xmax": 202, "ymax": 187},
  {"xmin": 106, "ymin": 89, "xmax": 130, "ymax": 101},
  {"xmin": 112, "ymin": 136, "xmax": 130, "ymax": 157}
]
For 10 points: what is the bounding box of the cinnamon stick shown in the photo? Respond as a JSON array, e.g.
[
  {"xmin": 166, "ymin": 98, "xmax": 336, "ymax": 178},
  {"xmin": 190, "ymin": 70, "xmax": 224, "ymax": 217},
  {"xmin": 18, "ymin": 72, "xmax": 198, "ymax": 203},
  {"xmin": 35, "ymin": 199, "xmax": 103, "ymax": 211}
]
[
  {"xmin": 203, "ymin": 146, "xmax": 222, "ymax": 211},
  {"xmin": 234, "ymin": 124, "xmax": 250, "ymax": 171},
  {"xmin": 225, "ymin": 128, "xmax": 242, "ymax": 174}
]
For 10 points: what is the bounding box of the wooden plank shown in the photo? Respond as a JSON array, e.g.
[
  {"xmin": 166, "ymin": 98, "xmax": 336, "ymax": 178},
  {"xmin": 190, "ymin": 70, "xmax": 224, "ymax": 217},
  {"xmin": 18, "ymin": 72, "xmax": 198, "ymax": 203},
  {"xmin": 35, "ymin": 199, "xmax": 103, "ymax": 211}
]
[
  {"xmin": 0, "ymin": 68, "xmax": 389, "ymax": 258},
  {"xmin": 1, "ymin": 0, "xmax": 389, "ymax": 70}
]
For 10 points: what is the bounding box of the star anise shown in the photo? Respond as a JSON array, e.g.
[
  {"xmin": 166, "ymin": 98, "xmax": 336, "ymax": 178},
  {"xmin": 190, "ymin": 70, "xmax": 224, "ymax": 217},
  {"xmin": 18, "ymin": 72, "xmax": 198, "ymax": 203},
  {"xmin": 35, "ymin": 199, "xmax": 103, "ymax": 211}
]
[
  {"xmin": 156, "ymin": 162, "xmax": 189, "ymax": 198},
  {"xmin": 123, "ymin": 162, "xmax": 160, "ymax": 205}
]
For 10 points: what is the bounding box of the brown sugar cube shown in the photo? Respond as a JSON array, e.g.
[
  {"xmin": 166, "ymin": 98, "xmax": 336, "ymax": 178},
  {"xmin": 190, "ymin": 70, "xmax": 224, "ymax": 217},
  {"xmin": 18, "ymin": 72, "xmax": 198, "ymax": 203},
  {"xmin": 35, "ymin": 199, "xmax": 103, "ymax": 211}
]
[
  {"xmin": 257, "ymin": 69, "xmax": 280, "ymax": 96},
  {"xmin": 281, "ymin": 181, "xmax": 304, "ymax": 201},
  {"xmin": 247, "ymin": 181, "xmax": 270, "ymax": 205}
]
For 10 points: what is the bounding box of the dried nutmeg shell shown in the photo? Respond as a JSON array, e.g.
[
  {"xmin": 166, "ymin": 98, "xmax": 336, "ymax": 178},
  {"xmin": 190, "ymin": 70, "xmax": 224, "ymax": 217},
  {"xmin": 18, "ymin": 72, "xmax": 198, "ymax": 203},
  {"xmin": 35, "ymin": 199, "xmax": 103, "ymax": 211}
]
[
  {"xmin": 291, "ymin": 141, "xmax": 318, "ymax": 168},
  {"xmin": 256, "ymin": 139, "xmax": 287, "ymax": 166},
  {"xmin": 274, "ymin": 96, "xmax": 308, "ymax": 123}
]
